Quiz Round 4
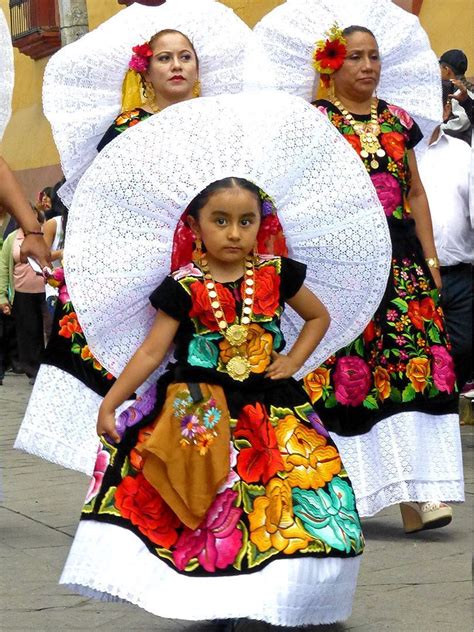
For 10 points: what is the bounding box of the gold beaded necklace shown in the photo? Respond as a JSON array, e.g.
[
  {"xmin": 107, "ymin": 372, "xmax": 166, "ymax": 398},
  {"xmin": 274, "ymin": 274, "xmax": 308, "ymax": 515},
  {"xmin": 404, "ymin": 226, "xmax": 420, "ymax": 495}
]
[
  {"xmin": 199, "ymin": 254, "xmax": 256, "ymax": 382},
  {"xmin": 332, "ymin": 97, "xmax": 386, "ymax": 169}
]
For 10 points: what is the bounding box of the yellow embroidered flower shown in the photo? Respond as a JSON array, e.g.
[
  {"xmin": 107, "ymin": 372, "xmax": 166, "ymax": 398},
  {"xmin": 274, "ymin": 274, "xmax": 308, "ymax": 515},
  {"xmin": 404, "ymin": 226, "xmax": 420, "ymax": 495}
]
[
  {"xmin": 406, "ymin": 357, "xmax": 430, "ymax": 392},
  {"xmin": 304, "ymin": 367, "xmax": 331, "ymax": 403},
  {"xmin": 249, "ymin": 478, "xmax": 311, "ymax": 554},
  {"xmin": 373, "ymin": 366, "xmax": 391, "ymax": 401},
  {"xmin": 219, "ymin": 323, "xmax": 272, "ymax": 374},
  {"xmin": 275, "ymin": 415, "xmax": 341, "ymax": 489}
]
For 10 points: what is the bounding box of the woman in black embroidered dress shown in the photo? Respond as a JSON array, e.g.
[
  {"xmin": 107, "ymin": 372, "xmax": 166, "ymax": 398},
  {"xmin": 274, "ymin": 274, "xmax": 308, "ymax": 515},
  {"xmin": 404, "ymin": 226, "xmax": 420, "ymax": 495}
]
[{"xmin": 305, "ymin": 25, "xmax": 464, "ymax": 532}]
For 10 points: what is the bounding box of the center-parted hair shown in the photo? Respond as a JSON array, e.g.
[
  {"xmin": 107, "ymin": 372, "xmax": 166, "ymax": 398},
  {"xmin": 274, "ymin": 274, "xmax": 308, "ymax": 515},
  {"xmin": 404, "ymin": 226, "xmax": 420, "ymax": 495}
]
[{"xmin": 186, "ymin": 177, "xmax": 263, "ymax": 220}]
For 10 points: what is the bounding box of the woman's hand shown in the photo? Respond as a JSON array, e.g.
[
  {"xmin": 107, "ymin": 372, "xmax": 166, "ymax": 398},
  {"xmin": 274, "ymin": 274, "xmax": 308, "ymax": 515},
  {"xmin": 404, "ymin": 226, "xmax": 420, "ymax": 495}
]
[
  {"xmin": 97, "ymin": 404, "xmax": 120, "ymax": 443},
  {"xmin": 0, "ymin": 302, "xmax": 11, "ymax": 315},
  {"xmin": 429, "ymin": 266, "xmax": 443, "ymax": 291},
  {"xmin": 265, "ymin": 351, "xmax": 301, "ymax": 380},
  {"xmin": 450, "ymin": 79, "xmax": 468, "ymax": 103},
  {"xmin": 20, "ymin": 234, "xmax": 52, "ymax": 268}
]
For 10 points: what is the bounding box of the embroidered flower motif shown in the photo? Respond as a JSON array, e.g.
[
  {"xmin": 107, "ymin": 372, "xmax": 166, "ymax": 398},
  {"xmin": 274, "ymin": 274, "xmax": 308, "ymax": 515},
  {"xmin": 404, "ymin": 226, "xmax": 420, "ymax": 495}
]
[
  {"xmin": 362, "ymin": 320, "xmax": 377, "ymax": 343},
  {"xmin": 370, "ymin": 172, "xmax": 403, "ymax": 217},
  {"xmin": 333, "ymin": 356, "xmax": 372, "ymax": 406},
  {"xmin": 85, "ymin": 444, "xmax": 110, "ymax": 504},
  {"xmin": 80, "ymin": 344, "xmax": 93, "ymax": 360},
  {"xmin": 171, "ymin": 262, "xmax": 202, "ymax": 281},
  {"xmin": 249, "ymin": 478, "xmax": 312, "ymax": 554},
  {"xmin": 115, "ymin": 473, "xmax": 180, "ymax": 548},
  {"xmin": 129, "ymin": 42, "xmax": 153, "ymax": 73},
  {"xmin": 430, "ymin": 345, "xmax": 455, "ymax": 393},
  {"xmin": 219, "ymin": 323, "xmax": 272, "ymax": 375},
  {"xmin": 58, "ymin": 312, "xmax": 82, "ymax": 338},
  {"xmin": 130, "ymin": 424, "xmax": 155, "ymax": 470},
  {"xmin": 234, "ymin": 403, "xmax": 284, "ymax": 484},
  {"xmin": 380, "ymin": 131, "xmax": 406, "ymax": 162},
  {"xmin": 173, "ymin": 392, "xmax": 193, "ymax": 417},
  {"xmin": 406, "ymin": 357, "xmax": 430, "ymax": 393},
  {"xmin": 307, "ymin": 411, "xmax": 330, "ymax": 439},
  {"xmin": 116, "ymin": 384, "xmax": 157, "ymax": 437},
  {"xmin": 304, "ymin": 367, "xmax": 331, "ymax": 403},
  {"xmin": 172, "ymin": 488, "xmax": 242, "ymax": 572},
  {"xmin": 387, "ymin": 104, "xmax": 414, "ymax": 130},
  {"xmin": 189, "ymin": 280, "xmax": 236, "ymax": 332},
  {"xmin": 180, "ymin": 414, "xmax": 201, "ymax": 440},
  {"xmin": 217, "ymin": 443, "xmax": 239, "ymax": 493},
  {"xmin": 292, "ymin": 479, "xmax": 363, "ymax": 553},
  {"xmin": 203, "ymin": 406, "xmax": 221, "ymax": 429},
  {"xmin": 250, "ymin": 265, "xmax": 281, "ymax": 316},
  {"xmin": 275, "ymin": 415, "xmax": 341, "ymax": 489},
  {"xmin": 344, "ymin": 134, "xmax": 362, "ymax": 154},
  {"xmin": 373, "ymin": 366, "xmax": 391, "ymax": 401}
]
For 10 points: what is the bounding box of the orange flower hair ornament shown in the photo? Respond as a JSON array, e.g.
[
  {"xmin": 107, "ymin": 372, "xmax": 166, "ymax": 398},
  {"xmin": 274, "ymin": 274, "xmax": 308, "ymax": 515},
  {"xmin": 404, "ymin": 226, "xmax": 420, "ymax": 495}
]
[{"xmin": 312, "ymin": 23, "xmax": 347, "ymax": 88}]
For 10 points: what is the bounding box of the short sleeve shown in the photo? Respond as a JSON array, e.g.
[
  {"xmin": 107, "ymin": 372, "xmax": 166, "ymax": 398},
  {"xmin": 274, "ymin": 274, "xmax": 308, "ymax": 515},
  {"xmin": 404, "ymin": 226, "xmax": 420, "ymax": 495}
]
[
  {"xmin": 97, "ymin": 109, "xmax": 152, "ymax": 153},
  {"xmin": 149, "ymin": 276, "xmax": 191, "ymax": 322},
  {"xmin": 406, "ymin": 118, "xmax": 423, "ymax": 150},
  {"xmin": 280, "ymin": 257, "xmax": 307, "ymax": 300}
]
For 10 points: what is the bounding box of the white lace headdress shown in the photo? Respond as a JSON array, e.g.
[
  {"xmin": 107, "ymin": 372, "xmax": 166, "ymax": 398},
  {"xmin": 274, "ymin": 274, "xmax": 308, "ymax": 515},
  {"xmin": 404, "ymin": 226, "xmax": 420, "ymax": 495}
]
[
  {"xmin": 42, "ymin": 0, "xmax": 253, "ymax": 205},
  {"xmin": 0, "ymin": 9, "xmax": 14, "ymax": 141},
  {"xmin": 65, "ymin": 90, "xmax": 391, "ymax": 387},
  {"xmin": 251, "ymin": 0, "xmax": 442, "ymax": 148}
]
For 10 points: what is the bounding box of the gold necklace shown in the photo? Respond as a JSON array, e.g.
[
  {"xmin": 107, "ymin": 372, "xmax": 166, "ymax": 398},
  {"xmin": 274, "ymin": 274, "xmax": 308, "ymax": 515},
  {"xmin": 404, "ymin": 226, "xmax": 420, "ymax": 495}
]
[
  {"xmin": 199, "ymin": 255, "xmax": 255, "ymax": 382},
  {"xmin": 332, "ymin": 97, "xmax": 386, "ymax": 169}
]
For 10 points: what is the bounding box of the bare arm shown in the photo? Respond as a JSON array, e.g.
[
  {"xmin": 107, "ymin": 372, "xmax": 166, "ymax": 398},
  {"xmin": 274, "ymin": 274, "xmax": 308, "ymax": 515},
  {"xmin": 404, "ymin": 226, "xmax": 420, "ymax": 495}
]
[
  {"xmin": 0, "ymin": 157, "xmax": 51, "ymax": 267},
  {"xmin": 43, "ymin": 218, "xmax": 63, "ymax": 262},
  {"xmin": 97, "ymin": 310, "xmax": 180, "ymax": 441},
  {"xmin": 266, "ymin": 285, "xmax": 330, "ymax": 380},
  {"xmin": 407, "ymin": 150, "xmax": 442, "ymax": 290}
]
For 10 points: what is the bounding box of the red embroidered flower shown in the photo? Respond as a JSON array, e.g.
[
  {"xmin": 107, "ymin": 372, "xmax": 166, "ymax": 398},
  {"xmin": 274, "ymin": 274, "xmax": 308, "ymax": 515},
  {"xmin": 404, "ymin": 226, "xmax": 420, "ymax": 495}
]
[
  {"xmin": 407, "ymin": 299, "xmax": 424, "ymax": 330},
  {"xmin": 380, "ymin": 131, "xmax": 406, "ymax": 162},
  {"xmin": 58, "ymin": 312, "xmax": 82, "ymax": 338},
  {"xmin": 362, "ymin": 320, "xmax": 376, "ymax": 343},
  {"xmin": 345, "ymin": 134, "xmax": 362, "ymax": 154},
  {"xmin": 115, "ymin": 473, "xmax": 180, "ymax": 548},
  {"xmin": 419, "ymin": 296, "xmax": 443, "ymax": 330},
  {"xmin": 234, "ymin": 402, "xmax": 284, "ymax": 483},
  {"xmin": 189, "ymin": 280, "xmax": 236, "ymax": 331},
  {"xmin": 251, "ymin": 265, "xmax": 280, "ymax": 316}
]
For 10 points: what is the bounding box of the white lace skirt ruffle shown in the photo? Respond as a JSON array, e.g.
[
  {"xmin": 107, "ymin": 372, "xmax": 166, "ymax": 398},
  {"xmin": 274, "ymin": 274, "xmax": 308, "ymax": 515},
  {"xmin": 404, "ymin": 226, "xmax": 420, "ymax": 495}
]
[
  {"xmin": 14, "ymin": 364, "xmax": 101, "ymax": 475},
  {"xmin": 331, "ymin": 412, "xmax": 464, "ymax": 517},
  {"xmin": 61, "ymin": 521, "xmax": 361, "ymax": 626}
]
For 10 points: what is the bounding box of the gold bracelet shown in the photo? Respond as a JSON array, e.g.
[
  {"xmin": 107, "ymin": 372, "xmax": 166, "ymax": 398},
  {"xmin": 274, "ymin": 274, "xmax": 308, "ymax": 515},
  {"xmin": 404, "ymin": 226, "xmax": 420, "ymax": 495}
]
[{"xmin": 425, "ymin": 256, "xmax": 440, "ymax": 269}]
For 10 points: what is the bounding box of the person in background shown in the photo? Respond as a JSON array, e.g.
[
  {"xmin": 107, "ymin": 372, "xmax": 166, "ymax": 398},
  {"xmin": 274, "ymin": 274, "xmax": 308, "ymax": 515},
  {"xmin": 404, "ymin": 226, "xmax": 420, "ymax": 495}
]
[
  {"xmin": 0, "ymin": 202, "xmax": 20, "ymax": 383},
  {"xmin": 418, "ymin": 80, "xmax": 473, "ymax": 393},
  {"xmin": 0, "ymin": 157, "xmax": 51, "ymax": 268},
  {"xmin": 439, "ymin": 49, "xmax": 473, "ymax": 144},
  {"xmin": 0, "ymin": 206, "xmax": 49, "ymax": 383}
]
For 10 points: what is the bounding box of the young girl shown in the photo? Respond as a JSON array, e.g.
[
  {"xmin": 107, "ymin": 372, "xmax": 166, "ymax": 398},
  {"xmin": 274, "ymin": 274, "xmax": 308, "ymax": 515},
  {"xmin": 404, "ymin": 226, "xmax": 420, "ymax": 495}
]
[{"xmin": 61, "ymin": 177, "xmax": 363, "ymax": 628}]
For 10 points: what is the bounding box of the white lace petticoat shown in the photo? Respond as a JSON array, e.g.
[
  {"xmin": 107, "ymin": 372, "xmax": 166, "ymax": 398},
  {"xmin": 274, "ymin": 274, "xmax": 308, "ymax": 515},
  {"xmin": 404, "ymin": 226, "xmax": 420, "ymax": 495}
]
[
  {"xmin": 61, "ymin": 521, "xmax": 361, "ymax": 626},
  {"xmin": 331, "ymin": 411, "xmax": 465, "ymax": 517}
]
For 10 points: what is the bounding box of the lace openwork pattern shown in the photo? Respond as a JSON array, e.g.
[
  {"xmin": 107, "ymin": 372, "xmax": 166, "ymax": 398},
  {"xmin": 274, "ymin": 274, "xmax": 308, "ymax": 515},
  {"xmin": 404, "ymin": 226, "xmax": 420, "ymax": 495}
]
[
  {"xmin": 252, "ymin": 0, "xmax": 442, "ymax": 153},
  {"xmin": 331, "ymin": 411, "xmax": 464, "ymax": 517},
  {"xmin": 0, "ymin": 9, "xmax": 13, "ymax": 141},
  {"xmin": 42, "ymin": 0, "xmax": 254, "ymax": 205},
  {"xmin": 64, "ymin": 91, "xmax": 391, "ymax": 385}
]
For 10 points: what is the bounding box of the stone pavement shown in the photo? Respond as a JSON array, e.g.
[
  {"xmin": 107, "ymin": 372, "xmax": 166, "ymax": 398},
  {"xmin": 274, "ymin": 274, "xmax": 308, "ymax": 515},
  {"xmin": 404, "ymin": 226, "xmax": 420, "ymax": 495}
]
[{"xmin": 1, "ymin": 374, "xmax": 472, "ymax": 632}]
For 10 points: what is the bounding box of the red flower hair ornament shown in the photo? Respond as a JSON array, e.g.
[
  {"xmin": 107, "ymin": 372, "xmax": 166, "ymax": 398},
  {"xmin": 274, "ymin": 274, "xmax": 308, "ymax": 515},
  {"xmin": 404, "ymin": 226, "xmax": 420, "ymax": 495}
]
[
  {"xmin": 312, "ymin": 23, "xmax": 347, "ymax": 88},
  {"xmin": 129, "ymin": 41, "xmax": 153, "ymax": 73}
]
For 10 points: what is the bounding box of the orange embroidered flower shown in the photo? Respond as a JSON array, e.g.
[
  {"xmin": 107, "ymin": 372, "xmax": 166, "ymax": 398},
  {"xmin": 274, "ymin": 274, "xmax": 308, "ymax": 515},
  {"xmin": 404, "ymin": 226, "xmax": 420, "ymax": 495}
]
[
  {"xmin": 249, "ymin": 478, "xmax": 311, "ymax": 554},
  {"xmin": 115, "ymin": 109, "xmax": 140, "ymax": 126},
  {"xmin": 380, "ymin": 131, "xmax": 405, "ymax": 162},
  {"xmin": 58, "ymin": 312, "xmax": 82, "ymax": 338},
  {"xmin": 373, "ymin": 366, "xmax": 391, "ymax": 401},
  {"xmin": 406, "ymin": 357, "xmax": 430, "ymax": 393},
  {"xmin": 304, "ymin": 368, "xmax": 331, "ymax": 403},
  {"xmin": 80, "ymin": 344, "xmax": 93, "ymax": 360},
  {"xmin": 219, "ymin": 323, "xmax": 272, "ymax": 374},
  {"xmin": 130, "ymin": 424, "xmax": 155, "ymax": 470},
  {"xmin": 275, "ymin": 415, "xmax": 341, "ymax": 489}
]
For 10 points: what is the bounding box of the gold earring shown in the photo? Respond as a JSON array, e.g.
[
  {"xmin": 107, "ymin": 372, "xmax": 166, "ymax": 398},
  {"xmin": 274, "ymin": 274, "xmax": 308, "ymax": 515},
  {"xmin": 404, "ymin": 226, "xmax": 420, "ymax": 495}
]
[
  {"xmin": 328, "ymin": 77, "xmax": 335, "ymax": 101},
  {"xmin": 192, "ymin": 79, "xmax": 201, "ymax": 98},
  {"xmin": 144, "ymin": 81, "xmax": 160, "ymax": 113},
  {"xmin": 192, "ymin": 237, "xmax": 203, "ymax": 262}
]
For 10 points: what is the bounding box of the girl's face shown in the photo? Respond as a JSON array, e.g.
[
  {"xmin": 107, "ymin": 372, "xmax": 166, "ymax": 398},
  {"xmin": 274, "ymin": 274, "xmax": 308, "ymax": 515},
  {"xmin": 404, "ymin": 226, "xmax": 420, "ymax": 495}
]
[
  {"xmin": 333, "ymin": 31, "xmax": 381, "ymax": 101},
  {"xmin": 144, "ymin": 32, "xmax": 198, "ymax": 105},
  {"xmin": 188, "ymin": 188, "xmax": 261, "ymax": 266}
]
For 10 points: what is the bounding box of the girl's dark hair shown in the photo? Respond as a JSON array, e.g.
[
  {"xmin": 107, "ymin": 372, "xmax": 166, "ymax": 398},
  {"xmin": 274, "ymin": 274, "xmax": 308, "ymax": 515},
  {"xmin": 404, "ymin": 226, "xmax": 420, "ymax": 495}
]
[
  {"xmin": 186, "ymin": 177, "xmax": 262, "ymax": 220},
  {"xmin": 148, "ymin": 29, "xmax": 199, "ymax": 70},
  {"xmin": 342, "ymin": 25, "xmax": 377, "ymax": 41}
]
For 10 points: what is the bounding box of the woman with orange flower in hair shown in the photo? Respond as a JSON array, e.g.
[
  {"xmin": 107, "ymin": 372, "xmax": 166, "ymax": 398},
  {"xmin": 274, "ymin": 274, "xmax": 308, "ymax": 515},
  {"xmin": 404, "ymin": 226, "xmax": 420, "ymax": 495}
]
[{"xmin": 303, "ymin": 24, "xmax": 464, "ymax": 533}]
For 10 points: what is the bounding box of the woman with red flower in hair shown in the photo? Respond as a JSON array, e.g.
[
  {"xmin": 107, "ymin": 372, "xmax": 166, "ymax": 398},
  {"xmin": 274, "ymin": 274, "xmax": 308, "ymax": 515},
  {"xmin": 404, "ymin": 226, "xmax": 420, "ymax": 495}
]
[{"xmin": 306, "ymin": 25, "xmax": 463, "ymax": 534}]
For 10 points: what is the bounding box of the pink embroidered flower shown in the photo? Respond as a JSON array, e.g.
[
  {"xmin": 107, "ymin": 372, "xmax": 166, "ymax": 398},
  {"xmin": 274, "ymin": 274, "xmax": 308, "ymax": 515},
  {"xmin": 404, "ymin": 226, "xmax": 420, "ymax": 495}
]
[
  {"xmin": 172, "ymin": 488, "xmax": 243, "ymax": 572},
  {"xmin": 387, "ymin": 104, "xmax": 414, "ymax": 130},
  {"xmin": 217, "ymin": 443, "xmax": 239, "ymax": 493},
  {"xmin": 317, "ymin": 105, "xmax": 329, "ymax": 117},
  {"xmin": 370, "ymin": 172, "xmax": 402, "ymax": 217},
  {"xmin": 386, "ymin": 309, "xmax": 398, "ymax": 322},
  {"xmin": 58, "ymin": 282, "xmax": 70, "ymax": 304},
  {"xmin": 430, "ymin": 345, "xmax": 456, "ymax": 393},
  {"xmin": 85, "ymin": 445, "xmax": 110, "ymax": 504},
  {"xmin": 333, "ymin": 356, "xmax": 372, "ymax": 406},
  {"xmin": 171, "ymin": 262, "xmax": 202, "ymax": 281}
]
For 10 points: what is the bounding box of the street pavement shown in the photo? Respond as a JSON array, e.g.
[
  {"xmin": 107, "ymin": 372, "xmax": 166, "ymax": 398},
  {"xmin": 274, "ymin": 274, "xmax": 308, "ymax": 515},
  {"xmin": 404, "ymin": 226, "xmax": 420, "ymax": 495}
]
[{"xmin": 1, "ymin": 373, "xmax": 472, "ymax": 631}]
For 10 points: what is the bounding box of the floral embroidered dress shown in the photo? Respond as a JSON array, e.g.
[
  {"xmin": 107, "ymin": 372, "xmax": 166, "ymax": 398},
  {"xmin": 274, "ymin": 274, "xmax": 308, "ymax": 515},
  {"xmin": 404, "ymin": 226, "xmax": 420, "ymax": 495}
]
[
  {"xmin": 306, "ymin": 100, "xmax": 464, "ymax": 516},
  {"xmin": 60, "ymin": 256, "xmax": 363, "ymax": 626}
]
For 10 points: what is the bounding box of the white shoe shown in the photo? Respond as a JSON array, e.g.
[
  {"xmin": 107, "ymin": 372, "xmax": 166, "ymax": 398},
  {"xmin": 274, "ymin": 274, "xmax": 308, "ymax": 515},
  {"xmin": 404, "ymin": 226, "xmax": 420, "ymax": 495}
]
[{"xmin": 399, "ymin": 501, "xmax": 453, "ymax": 534}]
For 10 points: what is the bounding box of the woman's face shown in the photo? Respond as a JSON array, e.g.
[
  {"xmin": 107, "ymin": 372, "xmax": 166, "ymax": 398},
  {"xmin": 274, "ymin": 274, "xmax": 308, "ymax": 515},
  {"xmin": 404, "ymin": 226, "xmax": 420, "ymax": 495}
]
[
  {"xmin": 144, "ymin": 32, "xmax": 199, "ymax": 105},
  {"xmin": 333, "ymin": 31, "xmax": 381, "ymax": 101}
]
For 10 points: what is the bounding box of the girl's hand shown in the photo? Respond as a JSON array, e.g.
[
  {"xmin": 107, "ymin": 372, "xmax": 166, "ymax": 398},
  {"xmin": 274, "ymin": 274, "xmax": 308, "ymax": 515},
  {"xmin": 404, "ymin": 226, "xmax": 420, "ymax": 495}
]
[
  {"xmin": 265, "ymin": 351, "xmax": 301, "ymax": 380},
  {"xmin": 0, "ymin": 303, "xmax": 11, "ymax": 315},
  {"xmin": 97, "ymin": 405, "xmax": 120, "ymax": 443}
]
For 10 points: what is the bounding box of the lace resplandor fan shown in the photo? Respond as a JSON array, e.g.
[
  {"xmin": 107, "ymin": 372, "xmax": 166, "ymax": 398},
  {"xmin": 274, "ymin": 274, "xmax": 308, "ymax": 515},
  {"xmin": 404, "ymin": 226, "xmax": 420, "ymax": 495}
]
[
  {"xmin": 0, "ymin": 9, "xmax": 14, "ymax": 141},
  {"xmin": 42, "ymin": 0, "xmax": 253, "ymax": 206},
  {"xmin": 251, "ymin": 0, "xmax": 441, "ymax": 151},
  {"xmin": 16, "ymin": 91, "xmax": 391, "ymax": 476}
]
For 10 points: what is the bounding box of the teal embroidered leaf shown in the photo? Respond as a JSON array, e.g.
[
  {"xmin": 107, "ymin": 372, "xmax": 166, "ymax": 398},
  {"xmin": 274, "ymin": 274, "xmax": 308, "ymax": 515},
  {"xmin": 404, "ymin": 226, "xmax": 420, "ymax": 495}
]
[
  {"xmin": 402, "ymin": 383, "xmax": 416, "ymax": 402},
  {"xmin": 262, "ymin": 320, "xmax": 283, "ymax": 348}
]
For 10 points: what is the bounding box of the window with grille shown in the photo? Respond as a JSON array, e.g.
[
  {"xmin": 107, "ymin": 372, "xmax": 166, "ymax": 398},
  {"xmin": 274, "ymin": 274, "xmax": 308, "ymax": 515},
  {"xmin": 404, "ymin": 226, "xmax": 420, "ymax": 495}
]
[{"xmin": 9, "ymin": 0, "xmax": 61, "ymax": 59}]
